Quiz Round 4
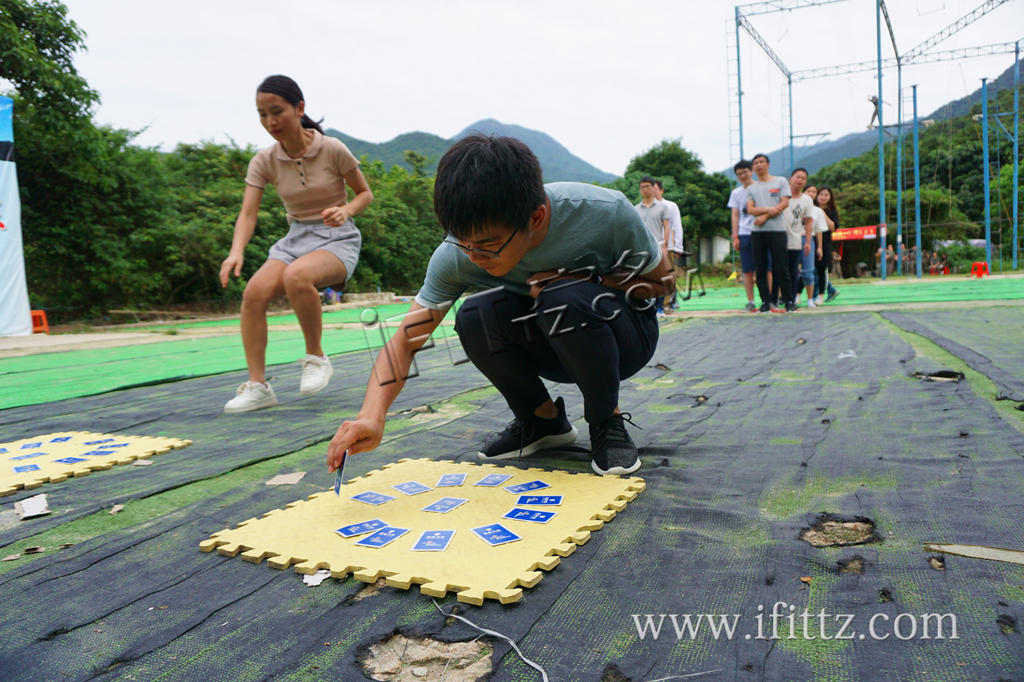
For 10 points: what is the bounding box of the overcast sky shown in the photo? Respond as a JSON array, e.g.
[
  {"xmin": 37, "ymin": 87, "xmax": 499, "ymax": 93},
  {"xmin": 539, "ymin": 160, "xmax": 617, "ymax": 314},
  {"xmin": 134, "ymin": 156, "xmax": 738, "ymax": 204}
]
[{"xmin": 60, "ymin": 0, "xmax": 1024, "ymax": 176}]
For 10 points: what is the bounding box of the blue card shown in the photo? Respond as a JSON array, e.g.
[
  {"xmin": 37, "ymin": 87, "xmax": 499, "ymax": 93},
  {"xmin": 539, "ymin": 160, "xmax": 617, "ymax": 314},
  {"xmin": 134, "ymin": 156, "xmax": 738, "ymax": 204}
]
[
  {"xmin": 351, "ymin": 491, "xmax": 397, "ymax": 506},
  {"xmin": 83, "ymin": 439, "xmax": 114, "ymax": 445},
  {"xmin": 392, "ymin": 481, "xmax": 432, "ymax": 496},
  {"xmin": 82, "ymin": 450, "xmax": 117, "ymax": 456},
  {"xmin": 473, "ymin": 473, "xmax": 513, "ymax": 487},
  {"xmin": 354, "ymin": 526, "xmax": 409, "ymax": 548},
  {"xmin": 421, "ymin": 497, "xmax": 468, "ymax": 514},
  {"xmin": 0, "ymin": 448, "xmax": 7, "ymax": 454},
  {"xmin": 335, "ymin": 519, "xmax": 388, "ymax": 538},
  {"xmin": 13, "ymin": 464, "xmax": 40, "ymax": 473},
  {"xmin": 517, "ymin": 494, "xmax": 563, "ymax": 506},
  {"xmin": 412, "ymin": 530, "xmax": 455, "ymax": 551},
  {"xmin": 10, "ymin": 453, "xmax": 46, "ymax": 461},
  {"xmin": 20, "ymin": 442, "xmax": 42, "ymax": 450},
  {"xmin": 471, "ymin": 523, "xmax": 521, "ymax": 546},
  {"xmin": 503, "ymin": 480, "xmax": 551, "ymax": 495},
  {"xmin": 49, "ymin": 437, "xmax": 72, "ymax": 443},
  {"xmin": 503, "ymin": 508, "xmax": 557, "ymax": 524},
  {"xmin": 436, "ymin": 473, "xmax": 467, "ymax": 487},
  {"xmin": 98, "ymin": 443, "xmax": 129, "ymax": 448},
  {"xmin": 54, "ymin": 457, "xmax": 88, "ymax": 464}
]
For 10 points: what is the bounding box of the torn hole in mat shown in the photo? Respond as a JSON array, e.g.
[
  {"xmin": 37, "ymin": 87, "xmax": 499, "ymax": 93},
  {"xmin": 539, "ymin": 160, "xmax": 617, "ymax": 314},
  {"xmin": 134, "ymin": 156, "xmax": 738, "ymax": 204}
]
[
  {"xmin": 997, "ymin": 614, "xmax": 1017, "ymax": 635},
  {"xmin": 601, "ymin": 663, "xmax": 631, "ymax": 681},
  {"xmin": 913, "ymin": 370, "xmax": 964, "ymax": 383},
  {"xmin": 800, "ymin": 514, "xmax": 880, "ymax": 548},
  {"xmin": 359, "ymin": 633, "xmax": 493, "ymax": 681},
  {"xmin": 836, "ymin": 555, "xmax": 865, "ymax": 574}
]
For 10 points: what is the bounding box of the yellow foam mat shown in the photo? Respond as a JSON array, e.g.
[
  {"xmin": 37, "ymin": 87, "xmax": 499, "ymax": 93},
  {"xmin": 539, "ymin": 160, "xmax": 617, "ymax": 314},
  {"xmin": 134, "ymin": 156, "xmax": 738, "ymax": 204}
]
[
  {"xmin": 200, "ymin": 458, "xmax": 645, "ymax": 605},
  {"xmin": 1, "ymin": 431, "xmax": 192, "ymax": 497}
]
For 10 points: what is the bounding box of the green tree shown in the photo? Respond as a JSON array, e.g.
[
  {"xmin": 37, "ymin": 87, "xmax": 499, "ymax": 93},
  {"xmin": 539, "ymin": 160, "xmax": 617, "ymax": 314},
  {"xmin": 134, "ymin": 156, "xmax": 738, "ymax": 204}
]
[{"xmin": 607, "ymin": 140, "xmax": 732, "ymax": 254}]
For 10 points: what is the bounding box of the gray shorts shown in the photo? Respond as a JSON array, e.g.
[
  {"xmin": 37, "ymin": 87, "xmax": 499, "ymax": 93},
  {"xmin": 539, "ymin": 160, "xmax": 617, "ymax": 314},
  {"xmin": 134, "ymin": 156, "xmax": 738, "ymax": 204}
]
[{"xmin": 267, "ymin": 218, "xmax": 361, "ymax": 282}]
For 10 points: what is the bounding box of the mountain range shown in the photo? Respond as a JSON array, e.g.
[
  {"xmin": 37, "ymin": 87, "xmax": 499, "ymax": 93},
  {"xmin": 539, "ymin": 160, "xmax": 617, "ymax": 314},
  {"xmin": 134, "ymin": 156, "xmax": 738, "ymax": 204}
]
[
  {"xmin": 325, "ymin": 119, "xmax": 618, "ymax": 184},
  {"xmin": 733, "ymin": 58, "xmax": 1024, "ymax": 176}
]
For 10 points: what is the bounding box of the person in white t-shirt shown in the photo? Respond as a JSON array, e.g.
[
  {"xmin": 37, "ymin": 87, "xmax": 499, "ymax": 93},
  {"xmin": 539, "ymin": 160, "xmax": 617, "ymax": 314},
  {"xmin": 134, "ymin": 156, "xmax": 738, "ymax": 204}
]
[
  {"xmin": 781, "ymin": 168, "xmax": 814, "ymax": 309},
  {"xmin": 727, "ymin": 160, "xmax": 758, "ymax": 312},
  {"xmin": 654, "ymin": 180, "xmax": 683, "ymax": 312}
]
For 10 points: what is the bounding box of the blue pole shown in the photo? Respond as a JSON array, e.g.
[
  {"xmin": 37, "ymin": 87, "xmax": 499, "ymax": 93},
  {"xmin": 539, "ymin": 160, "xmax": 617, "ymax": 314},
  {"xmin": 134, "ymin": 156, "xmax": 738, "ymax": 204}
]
[
  {"xmin": 1013, "ymin": 41, "xmax": 1019, "ymax": 270},
  {"xmin": 876, "ymin": 0, "xmax": 887, "ymax": 280},
  {"xmin": 914, "ymin": 85, "xmax": 922, "ymax": 279},
  {"xmin": 788, "ymin": 77, "xmax": 794, "ymax": 173},
  {"xmin": 982, "ymin": 78, "xmax": 992, "ymax": 271},
  {"xmin": 896, "ymin": 64, "xmax": 903, "ymax": 275},
  {"xmin": 736, "ymin": 8, "xmax": 745, "ymax": 160}
]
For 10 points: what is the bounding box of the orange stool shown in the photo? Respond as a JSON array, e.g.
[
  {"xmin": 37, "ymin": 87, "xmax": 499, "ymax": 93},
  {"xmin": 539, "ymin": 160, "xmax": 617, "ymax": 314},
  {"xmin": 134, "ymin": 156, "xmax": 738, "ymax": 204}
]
[
  {"xmin": 31, "ymin": 309, "xmax": 49, "ymax": 334},
  {"xmin": 970, "ymin": 261, "xmax": 989, "ymax": 278}
]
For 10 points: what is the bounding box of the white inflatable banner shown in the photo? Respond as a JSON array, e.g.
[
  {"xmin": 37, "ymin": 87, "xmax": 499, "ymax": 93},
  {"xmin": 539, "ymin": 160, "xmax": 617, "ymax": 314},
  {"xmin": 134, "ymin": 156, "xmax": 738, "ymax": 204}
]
[{"xmin": 0, "ymin": 95, "xmax": 32, "ymax": 337}]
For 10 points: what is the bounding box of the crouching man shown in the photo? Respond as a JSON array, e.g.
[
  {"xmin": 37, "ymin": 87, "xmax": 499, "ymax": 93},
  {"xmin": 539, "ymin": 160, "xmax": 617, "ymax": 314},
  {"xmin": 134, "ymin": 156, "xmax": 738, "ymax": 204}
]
[{"xmin": 327, "ymin": 135, "xmax": 673, "ymax": 476}]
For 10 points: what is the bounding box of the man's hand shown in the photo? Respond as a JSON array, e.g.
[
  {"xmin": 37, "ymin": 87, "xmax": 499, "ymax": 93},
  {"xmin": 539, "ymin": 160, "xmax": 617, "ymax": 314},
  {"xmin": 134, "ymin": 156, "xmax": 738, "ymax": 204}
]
[
  {"xmin": 803, "ymin": 242, "xmax": 812, "ymax": 255},
  {"xmin": 732, "ymin": 235, "xmax": 740, "ymax": 250},
  {"xmin": 754, "ymin": 215, "xmax": 768, "ymax": 227},
  {"xmin": 327, "ymin": 417, "xmax": 384, "ymax": 471},
  {"xmin": 527, "ymin": 270, "xmax": 587, "ymax": 298}
]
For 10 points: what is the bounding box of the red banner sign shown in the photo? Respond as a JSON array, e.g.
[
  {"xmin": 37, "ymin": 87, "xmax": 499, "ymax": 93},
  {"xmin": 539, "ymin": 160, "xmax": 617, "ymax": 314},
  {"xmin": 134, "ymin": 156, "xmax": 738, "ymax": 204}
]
[{"xmin": 833, "ymin": 225, "xmax": 878, "ymax": 241}]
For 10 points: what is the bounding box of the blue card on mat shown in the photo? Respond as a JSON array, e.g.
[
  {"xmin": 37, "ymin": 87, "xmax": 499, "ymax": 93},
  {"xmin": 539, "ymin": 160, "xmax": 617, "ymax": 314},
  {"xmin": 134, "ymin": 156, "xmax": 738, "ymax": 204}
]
[
  {"xmin": 10, "ymin": 453, "xmax": 46, "ymax": 461},
  {"xmin": 503, "ymin": 480, "xmax": 551, "ymax": 494},
  {"xmin": 412, "ymin": 530, "xmax": 455, "ymax": 551},
  {"xmin": 503, "ymin": 508, "xmax": 556, "ymax": 524},
  {"xmin": 53, "ymin": 457, "xmax": 88, "ymax": 464},
  {"xmin": 351, "ymin": 491, "xmax": 396, "ymax": 506},
  {"xmin": 517, "ymin": 494, "xmax": 563, "ymax": 506},
  {"xmin": 473, "ymin": 473, "xmax": 513, "ymax": 487},
  {"xmin": 421, "ymin": 497, "xmax": 468, "ymax": 514},
  {"xmin": 20, "ymin": 442, "xmax": 42, "ymax": 450},
  {"xmin": 471, "ymin": 523, "xmax": 521, "ymax": 546},
  {"xmin": 13, "ymin": 464, "xmax": 40, "ymax": 473},
  {"xmin": 336, "ymin": 519, "xmax": 388, "ymax": 538},
  {"xmin": 355, "ymin": 526, "xmax": 409, "ymax": 548},
  {"xmin": 436, "ymin": 473, "xmax": 467, "ymax": 487},
  {"xmin": 83, "ymin": 439, "xmax": 114, "ymax": 445},
  {"xmin": 392, "ymin": 481, "xmax": 432, "ymax": 496},
  {"xmin": 49, "ymin": 437, "xmax": 72, "ymax": 443}
]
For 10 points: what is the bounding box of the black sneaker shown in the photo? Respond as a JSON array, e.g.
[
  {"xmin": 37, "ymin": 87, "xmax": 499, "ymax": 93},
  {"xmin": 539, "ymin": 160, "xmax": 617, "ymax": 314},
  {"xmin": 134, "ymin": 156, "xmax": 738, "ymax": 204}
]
[
  {"xmin": 825, "ymin": 288, "xmax": 840, "ymax": 303},
  {"xmin": 758, "ymin": 303, "xmax": 771, "ymax": 313},
  {"xmin": 590, "ymin": 413, "xmax": 641, "ymax": 475},
  {"xmin": 477, "ymin": 397, "xmax": 578, "ymax": 461}
]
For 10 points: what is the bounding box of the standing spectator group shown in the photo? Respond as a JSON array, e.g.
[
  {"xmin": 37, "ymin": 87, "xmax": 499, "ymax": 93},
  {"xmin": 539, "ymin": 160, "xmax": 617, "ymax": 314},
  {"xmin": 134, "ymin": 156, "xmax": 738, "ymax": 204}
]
[{"xmin": 727, "ymin": 154, "xmax": 840, "ymax": 312}]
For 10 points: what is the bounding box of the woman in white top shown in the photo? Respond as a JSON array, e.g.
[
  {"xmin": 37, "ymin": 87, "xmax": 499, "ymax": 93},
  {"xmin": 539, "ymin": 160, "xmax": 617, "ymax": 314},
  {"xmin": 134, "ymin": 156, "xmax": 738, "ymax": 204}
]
[{"xmin": 219, "ymin": 75, "xmax": 373, "ymax": 412}]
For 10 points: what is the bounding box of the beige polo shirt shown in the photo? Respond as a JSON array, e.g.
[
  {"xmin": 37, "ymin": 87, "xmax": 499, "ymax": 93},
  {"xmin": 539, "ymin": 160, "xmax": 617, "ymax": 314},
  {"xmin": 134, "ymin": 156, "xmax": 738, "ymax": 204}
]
[{"xmin": 245, "ymin": 130, "xmax": 360, "ymax": 222}]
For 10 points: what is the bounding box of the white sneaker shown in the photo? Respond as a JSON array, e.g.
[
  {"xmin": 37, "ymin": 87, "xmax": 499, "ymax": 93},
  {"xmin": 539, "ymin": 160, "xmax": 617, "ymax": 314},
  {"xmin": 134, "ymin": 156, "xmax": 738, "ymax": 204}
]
[
  {"xmin": 807, "ymin": 300, "xmax": 817, "ymax": 308},
  {"xmin": 299, "ymin": 355, "xmax": 333, "ymax": 395},
  {"xmin": 224, "ymin": 381, "xmax": 277, "ymax": 413},
  {"xmin": 814, "ymin": 295, "xmax": 824, "ymax": 305}
]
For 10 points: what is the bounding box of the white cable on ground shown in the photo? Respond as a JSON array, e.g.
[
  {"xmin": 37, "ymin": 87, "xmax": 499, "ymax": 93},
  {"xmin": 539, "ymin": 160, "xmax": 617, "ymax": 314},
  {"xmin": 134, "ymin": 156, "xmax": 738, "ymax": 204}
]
[{"xmin": 432, "ymin": 600, "xmax": 549, "ymax": 682}]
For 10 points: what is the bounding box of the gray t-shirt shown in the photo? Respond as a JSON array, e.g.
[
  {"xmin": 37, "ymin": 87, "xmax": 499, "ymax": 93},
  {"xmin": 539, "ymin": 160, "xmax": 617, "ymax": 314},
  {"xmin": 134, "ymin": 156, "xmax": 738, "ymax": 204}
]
[
  {"xmin": 746, "ymin": 176, "xmax": 791, "ymax": 232},
  {"xmin": 634, "ymin": 199, "xmax": 670, "ymax": 244},
  {"xmin": 415, "ymin": 182, "xmax": 663, "ymax": 309}
]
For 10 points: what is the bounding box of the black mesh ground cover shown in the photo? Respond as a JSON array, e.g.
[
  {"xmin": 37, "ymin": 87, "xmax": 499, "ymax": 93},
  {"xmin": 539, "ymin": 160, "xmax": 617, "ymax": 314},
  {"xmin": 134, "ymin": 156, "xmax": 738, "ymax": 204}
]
[
  {"xmin": 882, "ymin": 307, "xmax": 1024, "ymax": 403},
  {"xmin": 1, "ymin": 309, "xmax": 1022, "ymax": 680}
]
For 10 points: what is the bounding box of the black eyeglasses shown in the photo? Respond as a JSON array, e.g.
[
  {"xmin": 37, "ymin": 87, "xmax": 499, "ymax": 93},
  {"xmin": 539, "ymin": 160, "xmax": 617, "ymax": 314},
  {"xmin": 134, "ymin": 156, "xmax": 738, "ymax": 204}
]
[{"xmin": 443, "ymin": 230, "xmax": 518, "ymax": 259}]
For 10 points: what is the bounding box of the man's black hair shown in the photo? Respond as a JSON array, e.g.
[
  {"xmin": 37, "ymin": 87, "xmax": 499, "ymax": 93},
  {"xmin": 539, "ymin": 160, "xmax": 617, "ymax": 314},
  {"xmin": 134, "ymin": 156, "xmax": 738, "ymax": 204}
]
[
  {"xmin": 434, "ymin": 135, "xmax": 546, "ymax": 240},
  {"xmin": 653, "ymin": 179, "xmax": 664, "ymax": 190},
  {"xmin": 639, "ymin": 176, "xmax": 657, "ymax": 186},
  {"xmin": 791, "ymin": 167, "xmax": 808, "ymax": 177},
  {"xmin": 751, "ymin": 153, "xmax": 769, "ymax": 164},
  {"xmin": 733, "ymin": 159, "xmax": 752, "ymax": 172}
]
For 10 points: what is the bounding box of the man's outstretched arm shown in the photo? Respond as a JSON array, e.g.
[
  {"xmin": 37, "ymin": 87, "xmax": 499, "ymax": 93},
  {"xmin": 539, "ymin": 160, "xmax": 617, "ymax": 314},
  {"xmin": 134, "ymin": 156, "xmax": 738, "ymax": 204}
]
[{"xmin": 327, "ymin": 303, "xmax": 446, "ymax": 470}]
